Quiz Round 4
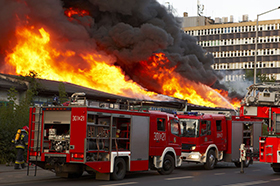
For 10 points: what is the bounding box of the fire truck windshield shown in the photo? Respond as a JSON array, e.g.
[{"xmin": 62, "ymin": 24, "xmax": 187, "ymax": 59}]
[{"xmin": 179, "ymin": 119, "xmax": 199, "ymax": 137}]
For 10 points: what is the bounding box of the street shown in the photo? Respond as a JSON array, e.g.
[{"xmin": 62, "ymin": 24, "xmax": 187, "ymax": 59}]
[{"xmin": 1, "ymin": 162, "xmax": 280, "ymax": 186}]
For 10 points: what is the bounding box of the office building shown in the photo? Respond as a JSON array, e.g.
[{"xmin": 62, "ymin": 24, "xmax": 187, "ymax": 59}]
[{"xmin": 182, "ymin": 14, "xmax": 280, "ymax": 82}]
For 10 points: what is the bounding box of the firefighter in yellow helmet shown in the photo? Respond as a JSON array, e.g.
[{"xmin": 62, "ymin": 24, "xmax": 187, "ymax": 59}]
[{"xmin": 12, "ymin": 126, "xmax": 29, "ymax": 169}]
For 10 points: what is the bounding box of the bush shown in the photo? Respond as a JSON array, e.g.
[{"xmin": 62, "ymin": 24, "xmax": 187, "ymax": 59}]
[{"xmin": 0, "ymin": 85, "xmax": 33, "ymax": 164}]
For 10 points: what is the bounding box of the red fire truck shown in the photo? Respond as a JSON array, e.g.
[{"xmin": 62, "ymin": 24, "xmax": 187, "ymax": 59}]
[
  {"xmin": 27, "ymin": 93, "xmax": 182, "ymax": 180},
  {"xmin": 177, "ymin": 111, "xmax": 262, "ymax": 169},
  {"xmin": 239, "ymin": 83, "xmax": 280, "ymax": 172}
]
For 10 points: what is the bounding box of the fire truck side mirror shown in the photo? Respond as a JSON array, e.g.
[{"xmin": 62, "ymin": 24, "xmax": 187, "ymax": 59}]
[{"xmin": 240, "ymin": 143, "xmax": 246, "ymax": 161}]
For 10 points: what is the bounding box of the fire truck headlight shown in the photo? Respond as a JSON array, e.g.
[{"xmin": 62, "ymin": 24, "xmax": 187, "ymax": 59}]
[{"xmin": 191, "ymin": 146, "xmax": 196, "ymax": 150}]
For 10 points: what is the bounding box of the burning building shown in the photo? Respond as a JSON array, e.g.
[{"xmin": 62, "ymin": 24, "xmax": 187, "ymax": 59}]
[{"xmin": 0, "ymin": 0, "xmax": 240, "ymax": 109}]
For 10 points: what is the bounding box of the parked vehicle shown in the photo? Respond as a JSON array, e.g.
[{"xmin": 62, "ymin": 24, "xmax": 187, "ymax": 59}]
[
  {"xmin": 177, "ymin": 112, "xmax": 262, "ymax": 169},
  {"xmin": 27, "ymin": 93, "xmax": 182, "ymax": 180},
  {"xmin": 240, "ymin": 83, "xmax": 280, "ymax": 173}
]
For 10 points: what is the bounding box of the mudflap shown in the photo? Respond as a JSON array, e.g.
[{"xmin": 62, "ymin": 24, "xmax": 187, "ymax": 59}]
[{"xmin": 96, "ymin": 172, "xmax": 110, "ymax": 180}]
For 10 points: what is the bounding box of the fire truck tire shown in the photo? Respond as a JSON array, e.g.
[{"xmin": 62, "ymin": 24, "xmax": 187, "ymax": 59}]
[
  {"xmin": 234, "ymin": 160, "xmax": 250, "ymax": 168},
  {"xmin": 157, "ymin": 154, "xmax": 175, "ymax": 175},
  {"xmin": 204, "ymin": 150, "xmax": 216, "ymax": 170},
  {"xmin": 234, "ymin": 162, "xmax": 241, "ymax": 168},
  {"xmin": 111, "ymin": 158, "xmax": 126, "ymax": 180},
  {"xmin": 273, "ymin": 167, "xmax": 280, "ymax": 172}
]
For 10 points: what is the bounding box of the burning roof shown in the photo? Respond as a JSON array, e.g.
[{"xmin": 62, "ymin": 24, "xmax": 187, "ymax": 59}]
[{"xmin": 0, "ymin": 0, "xmax": 241, "ymax": 109}]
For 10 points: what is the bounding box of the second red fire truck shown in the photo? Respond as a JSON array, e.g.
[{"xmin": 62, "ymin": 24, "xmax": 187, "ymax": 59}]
[
  {"xmin": 177, "ymin": 111, "xmax": 262, "ymax": 169},
  {"xmin": 27, "ymin": 93, "xmax": 182, "ymax": 180}
]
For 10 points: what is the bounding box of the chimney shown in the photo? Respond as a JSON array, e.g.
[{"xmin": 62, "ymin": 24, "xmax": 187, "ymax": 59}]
[
  {"xmin": 215, "ymin": 17, "xmax": 221, "ymax": 24},
  {"xmin": 242, "ymin": 14, "xmax": 248, "ymax": 22},
  {"xmin": 230, "ymin": 15, "xmax": 234, "ymax": 22},
  {"xmin": 222, "ymin": 17, "xmax": 228, "ymax": 23}
]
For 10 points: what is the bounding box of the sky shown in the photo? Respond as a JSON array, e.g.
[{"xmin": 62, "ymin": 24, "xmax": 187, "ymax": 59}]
[{"xmin": 158, "ymin": 0, "xmax": 280, "ymax": 22}]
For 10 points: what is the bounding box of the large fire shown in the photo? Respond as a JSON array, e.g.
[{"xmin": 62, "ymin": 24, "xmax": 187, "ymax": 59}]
[{"xmin": 2, "ymin": 6, "xmax": 240, "ymax": 109}]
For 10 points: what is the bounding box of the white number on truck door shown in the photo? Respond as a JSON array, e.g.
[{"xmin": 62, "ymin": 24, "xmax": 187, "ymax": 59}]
[{"xmin": 154, "ymin": 132, "xmax": 166, "ymax": 141}]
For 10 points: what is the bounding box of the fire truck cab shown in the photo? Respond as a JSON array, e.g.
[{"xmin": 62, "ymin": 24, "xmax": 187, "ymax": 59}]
[
  {"xmin": 177, "ymin": 112, "xmax": 262, "ymax": 169},
  {"xmin": 27, "ymin": 93, "xmax": 182, "ymax": 180}
]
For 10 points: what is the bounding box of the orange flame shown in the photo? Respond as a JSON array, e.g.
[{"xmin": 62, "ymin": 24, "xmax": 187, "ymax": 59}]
[
  {"xmin": 3, "ymin": 7, "xmax": 240, "ymax": 109},
  {"xmin": 64, "ymin": 8, "xmax": 89, "ymax": 18},
  {"xmin": 140, "ymin": 53, "xmax": 237, "ymax": 109},
  {"xmin": 5, "ymin": 26, "xmax": 157, "ymax": 100}
]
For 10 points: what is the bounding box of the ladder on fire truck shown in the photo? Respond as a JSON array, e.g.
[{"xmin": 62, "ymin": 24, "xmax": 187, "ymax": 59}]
[{"xmin": 27, "ymin": 107, "xmax": 42, "ymax": 176}]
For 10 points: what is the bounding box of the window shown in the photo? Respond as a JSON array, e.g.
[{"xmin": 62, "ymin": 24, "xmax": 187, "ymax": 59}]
[
  {"xmin": 157, "ymin": 118, "xmax": 165, "ymax": 131},
  {"xmin": 171, "ymin": 119, "xmax": 180, "ymax": 136},
  {"xmin": 200, "ymin": 120, "xmax": 211, "ymax": 136},
  {"xmin": 180, "ymin": 119, "xmax": 199, "ymax": 137},
  {"xmin": 0, "ymin": 101, "xmax": 9, "ymax": 107}
]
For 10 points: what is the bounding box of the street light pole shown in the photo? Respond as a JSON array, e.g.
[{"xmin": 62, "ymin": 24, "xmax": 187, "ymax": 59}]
[{"xmin": 254, "ymin": 6, "xmax": 280, "ymax": 86}]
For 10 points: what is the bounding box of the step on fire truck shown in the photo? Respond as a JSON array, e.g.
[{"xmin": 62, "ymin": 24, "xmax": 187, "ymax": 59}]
[
  {"xmin": 27, "ymin": 93, "xmax": 182, "ymax": 180},
  {"xmin": 240, "ymin": 83, "xmax": 280, "ymax": 172},
  {"xmin": 177, "ymin": 111, "xmax": 262, "ymax": 169}
]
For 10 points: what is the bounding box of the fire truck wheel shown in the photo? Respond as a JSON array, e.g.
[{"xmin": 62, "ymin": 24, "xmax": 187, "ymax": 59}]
[
  {"xmin": 111, "ymin": 158, "xmax": 126, "ymax": 181},
  {"xmin": 273, "ymin": 167, "xmax": 280, "ymax": 172},
  {"xmin": 204, "ymin": 150, "xmax": 216, "ymax": 170},
  {"xmin": 234, "ymin": 159, "xmax": 250, "ymax": 168},
  {"xmin": 234, "ymin": 162, "xmax": 241, "ymax": 168},
  {"xmin": 157, "ymin": 154, "xmax": 175, "ymax": 175}
]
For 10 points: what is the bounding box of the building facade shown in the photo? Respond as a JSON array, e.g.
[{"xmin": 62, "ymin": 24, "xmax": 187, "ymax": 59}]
[{"xmin": 183, "ymin": 18, "xmax": 280, "ymax": 82}]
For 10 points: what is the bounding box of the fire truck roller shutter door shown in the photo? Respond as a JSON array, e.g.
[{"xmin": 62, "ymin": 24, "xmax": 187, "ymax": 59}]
[{"xmin": 130, "ymin": 116, "xmax": 149, "ymax": 161}]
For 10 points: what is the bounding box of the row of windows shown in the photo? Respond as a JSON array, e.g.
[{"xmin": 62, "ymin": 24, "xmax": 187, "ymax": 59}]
[
  {"xmin": 213, "ymin": 49, "xmax": 280, "ymax": 58},
  {"xmin": 186, "ymin": 23, "xmax": 280, "ymax": 36},
  {"xmin": 0, "ymin": 101, "xmax": 10, "ymax": 107},
  {"xmin": 223, "ymin": 73, "xmax": 277, "ymax": 82},
  {"xmin": 199, "ymin": 36, "xmax": 280, "ymax": 47},
  {"xmin": 212, "ymin": 61, "xmax": 280, "ymax": 70}
]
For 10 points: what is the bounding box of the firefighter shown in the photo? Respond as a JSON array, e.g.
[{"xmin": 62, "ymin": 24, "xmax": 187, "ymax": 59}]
[
  {"xmin": 12, "ymin": 126, "xmax": 29, "ymax": 169},
  {"xmin": 53, "ymin": 95, "xmax": 59, "ymax": 105}
]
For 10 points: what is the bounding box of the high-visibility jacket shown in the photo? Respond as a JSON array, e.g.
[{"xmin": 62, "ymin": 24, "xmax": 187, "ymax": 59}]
[{"xmin": 12, "ymin": 129, "xmax": 28, "ymax": 149}]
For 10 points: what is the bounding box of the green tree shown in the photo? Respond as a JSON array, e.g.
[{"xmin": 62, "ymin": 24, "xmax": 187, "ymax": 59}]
[
  {"xmin": 0, "ymin": 87, "xmax": 21, "ymax": 164},
  {"xmin": 0, "ymin": 71, "xmax": 41, "ymax": 164},
  {"xmin": 59, "ymin": 82, "xmax": 68, "ymax": 104}
]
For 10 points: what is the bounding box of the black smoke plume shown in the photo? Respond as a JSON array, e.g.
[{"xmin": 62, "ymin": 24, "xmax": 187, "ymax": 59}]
[{"xmin": 0, "ymin": 0, "xmax": 237, "ymax": 97}]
